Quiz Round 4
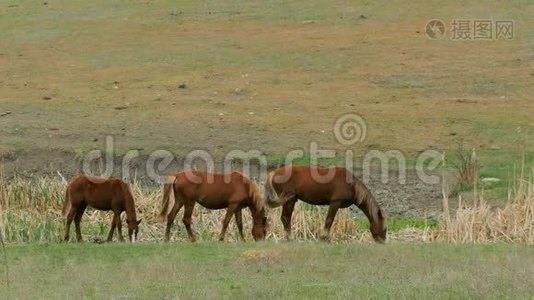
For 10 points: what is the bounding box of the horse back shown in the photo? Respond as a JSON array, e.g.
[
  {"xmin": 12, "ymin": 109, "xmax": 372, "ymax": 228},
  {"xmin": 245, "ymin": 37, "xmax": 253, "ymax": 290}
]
[
  {"xmin": 272, "ymin": 165, "xmax": 355, "ymax": 205},
  {"xmin": 174, "ymin": 171, "xmax": 252, "ymax": 209},
  {"xmin": 68, "ymin": 176, "xmax": 126, "ymax": 211}
]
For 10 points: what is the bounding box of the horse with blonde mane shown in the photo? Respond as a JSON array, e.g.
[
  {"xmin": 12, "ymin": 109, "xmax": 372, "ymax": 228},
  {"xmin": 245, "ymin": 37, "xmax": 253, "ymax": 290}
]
[
  {"xmin": 264, "ymin": 165, "xmax": 387, "ymax": 243},
  {"xmin": 62, "ymin": 176, "xmax": 141, "ymax": 242},
  {"xmin": 157, "ymin": 170, "xmax": 267, "ymax": 242}
]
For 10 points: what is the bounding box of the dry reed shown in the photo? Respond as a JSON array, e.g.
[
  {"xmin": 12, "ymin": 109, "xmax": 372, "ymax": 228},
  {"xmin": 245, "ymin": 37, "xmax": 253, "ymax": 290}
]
[
  {"xmin": 433, "ymin": 166, "xmax": 534, "ymax": 244},
  {"xmin": 0, "ymin": 175, "xmax": 373, "ymax": 243},
  {"xmin": 1, "ymin": 166, "xmax": 533, "ymax": 244}
]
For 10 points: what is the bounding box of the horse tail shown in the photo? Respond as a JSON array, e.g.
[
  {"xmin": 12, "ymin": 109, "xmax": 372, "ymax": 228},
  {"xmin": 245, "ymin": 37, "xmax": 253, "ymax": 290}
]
[
  {"xmin": 264, "ymin": 171, "xmax": 289, "ymax": 208},
  {"xmin": 62, "ymin": 188, "xmax": 71, "ymax": 217},
  {"xmin": 156, "ymin": 176, "xmax": 175, "ymax": 222}
]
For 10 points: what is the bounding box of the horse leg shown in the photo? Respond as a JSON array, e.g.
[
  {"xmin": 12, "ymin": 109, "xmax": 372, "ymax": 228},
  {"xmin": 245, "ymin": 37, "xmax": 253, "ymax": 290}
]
[
  {"xmin": 320, "ymin": 201, "xmax": 342, "ymax": 241},
  {"xmin": 182, "ymin": 203, "xmax": 197, "ymax": 242},
  {"xmin": 106, "ymin": 216, "xmax": 116, "ymax": 242},
  {"xmin": 281, "ymin": 199, "xmax": 297, "ymax": 241},
  {"xmin": 116, "ymin": 212, "xmax": 125, "ymax": 242},
  {"xmin": 106, "ymin": 213, "xmax": 118, "ymax": 242},
  {"xmin": 218, "ymin": 203, "xmax": 239, "ymax": 241},
  {"xmin": 235, "ymin": 209, "xmax": 245, "ymax": 242},
  {"xmin": 74, "ymin": 204, "xmax": 87, "ymax": 242},
  {"xmin": 64, "ymin": 207, "xmax": 76, "ymax": 242},
  {"xmin": 165, "ymin": 201, "xmax": 184, "ymax": 242}
]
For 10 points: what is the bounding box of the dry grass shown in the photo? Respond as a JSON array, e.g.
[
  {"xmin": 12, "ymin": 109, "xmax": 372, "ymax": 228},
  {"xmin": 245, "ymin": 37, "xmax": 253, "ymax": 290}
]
[
  {"xmin": 0, "ymin": 174, "xmax": 376, "ymax": 243},
  {"xmin": 1, "ymin": 165, "xmax": 534, "ymax": 244},
  {"xmin": 454, "ymin": 145, "xmax": 479, "ymax": 186},
  {"xmin": 433, "ymin": 166, "xmax": 534, "ymax": 244}
]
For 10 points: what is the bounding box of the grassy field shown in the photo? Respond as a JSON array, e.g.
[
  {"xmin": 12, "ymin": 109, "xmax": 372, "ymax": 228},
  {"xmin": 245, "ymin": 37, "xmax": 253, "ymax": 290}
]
[
  {"xmin": 2, "ymin": 176, "xmax": 534, "ymax": 298},
  {"xmin": 1, "ymin": 1, "xmax": 534, "ymax": 297},
  {"xmin": 1, "ymin": 1, "xmax": 533, "ymax": 164},
  {"xmin": 1, "ymin": 242, "xmax": 534, "ymax": 299}
]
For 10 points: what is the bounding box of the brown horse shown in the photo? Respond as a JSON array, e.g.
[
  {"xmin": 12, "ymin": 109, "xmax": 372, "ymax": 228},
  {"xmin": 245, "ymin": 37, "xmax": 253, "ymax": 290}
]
[
  {"xmin": 62, "ymin": 176, "xmax": 141, "ymax": 242},
  {"xmin": 264, "ymin": 165, "xmax": 387, "ymax": 243},
  {"xmin": 157, "ymin": 170, "xmax": 267, "ymax": 242}
]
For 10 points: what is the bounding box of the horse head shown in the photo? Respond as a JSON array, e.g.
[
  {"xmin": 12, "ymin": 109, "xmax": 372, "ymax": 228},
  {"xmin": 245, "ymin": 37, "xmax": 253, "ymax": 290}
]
[
  {"xmin": 370, "ymin": 208, "xmax": 387, "ymax": 243},
  {"xmin": 251, "ymin": 207, "xmax": 268, "ymax": 241},
  {"xmin": 127, "ymin": 219, "xmax": 142, "ymax": 242}
]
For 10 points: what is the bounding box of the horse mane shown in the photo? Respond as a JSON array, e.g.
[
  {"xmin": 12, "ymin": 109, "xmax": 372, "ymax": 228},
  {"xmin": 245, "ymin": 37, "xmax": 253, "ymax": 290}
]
[
  {"xmin": 118, "ymin": 181, "xmax": 138, "ymax": 222},
  {"xmin": 223, "ymin": 171, "xmax": 265, "ymax": 212},
  {"xmin": 353, "ymin": 178, "xmax": 386, "ymax": 230},
  {"xmin": 246, "ymin": 176, "xmax": 265, "ymax": 213}
]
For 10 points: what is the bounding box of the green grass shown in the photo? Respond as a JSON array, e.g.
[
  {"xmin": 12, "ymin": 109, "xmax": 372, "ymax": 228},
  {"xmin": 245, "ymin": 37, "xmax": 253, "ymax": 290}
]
[
  {"xmin": 442, "ymin": 148, "xmax": 534, "ymax": 202},
  {"xmin": 1, "ymin": 209, "xmax": 434, "ymax": 243},
  {"xmin": 1, "ymin": 242, "xmax": 533, "ymax": 298},
  {"xmin": 2, "ymin": 212, "xmax": 110, "ymax": 244},
  {"xmin": 353, "ymin": 217, "xmax": 437, "ymax": 232},
  {"xmin": 451, "ymin": 182, "xmax": 474, "ymax": 198},
  {"xmin": 385, "ymin": 217, "xmax": 438, "ymax": 231}
]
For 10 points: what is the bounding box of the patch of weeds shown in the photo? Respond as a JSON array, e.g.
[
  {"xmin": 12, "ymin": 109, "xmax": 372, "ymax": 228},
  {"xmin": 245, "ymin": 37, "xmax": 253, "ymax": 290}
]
[
  {"xmin": 450, "ymin": 182, "xmax": 474, "ymax": 197},
  {"xmin": 355, "ymin": 217, "xmax": 437, "ymax": 232}
]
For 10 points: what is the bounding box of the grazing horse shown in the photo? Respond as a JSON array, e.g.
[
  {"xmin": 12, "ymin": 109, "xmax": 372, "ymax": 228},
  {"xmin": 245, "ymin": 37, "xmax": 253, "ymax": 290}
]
[
  {"xmin": 157, "ymin": 170, "xmax": 267, "ymax": 242},
  {"xmin": 62, "ymin": 176, "xmax": 141, "ymax": 242},
  {"xmin": 264, "ymin": 165, "xmax": 387, "ymax": 243}
]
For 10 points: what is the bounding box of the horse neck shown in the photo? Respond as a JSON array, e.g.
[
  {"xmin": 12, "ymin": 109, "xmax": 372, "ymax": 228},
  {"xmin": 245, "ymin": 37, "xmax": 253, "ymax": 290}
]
[
  {"xmin": 355, "ymin": 182, "xmax": 380, "ymax": 225},
  {"xmin": 247, "ymin": 180, "xmax": 263, "ymax": 212},
  {"xmin": 125, "ymin": 201, "xmax": 137, "ymax": 222},
  {"xmin": 249, "ymin": 185, "xmax": 266, "ymax": 230},
  {"xmin": 120, "ymin": 184, "xmax": 137, "ymax": 221},
  {"xmin": 364, "ymin": 196, "xmax": 380, "ymax": 225}
]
